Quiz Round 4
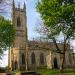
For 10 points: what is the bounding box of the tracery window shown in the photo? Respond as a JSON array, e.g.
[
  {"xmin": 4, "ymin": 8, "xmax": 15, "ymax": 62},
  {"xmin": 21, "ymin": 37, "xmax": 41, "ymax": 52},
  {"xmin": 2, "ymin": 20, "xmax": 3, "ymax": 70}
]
[
  {"xmin": 22, "ymin": 53, "xmax": 25, "ymax": 65},
  {"xmin": 40, "ymin": 53, "xmax": 44, "ymax": 65}
]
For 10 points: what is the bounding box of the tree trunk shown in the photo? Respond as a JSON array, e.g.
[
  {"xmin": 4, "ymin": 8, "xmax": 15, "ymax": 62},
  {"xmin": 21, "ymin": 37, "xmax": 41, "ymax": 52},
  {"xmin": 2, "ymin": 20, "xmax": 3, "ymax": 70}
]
[
  {"xmin": 8, "ymin": 46, "xmax": 13, "ymax": 71},
  {"xmin": 60, "ymin": 53, "xmax": 65, "ymax": 73},
  {"xmin": 8, "ymin": 46, "xmax": 10, "ymax": 69}
]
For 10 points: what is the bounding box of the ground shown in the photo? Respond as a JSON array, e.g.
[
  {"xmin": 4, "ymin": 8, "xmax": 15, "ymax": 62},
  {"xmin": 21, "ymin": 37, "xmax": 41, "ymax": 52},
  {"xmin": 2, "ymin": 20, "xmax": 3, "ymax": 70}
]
[
  {"xmin": 35, "ymin": 68, "xmax": 75, "ymax": 75},
  {"xmin": 0, "ymin": 68, "xmax": 75, "ymax": 75}
]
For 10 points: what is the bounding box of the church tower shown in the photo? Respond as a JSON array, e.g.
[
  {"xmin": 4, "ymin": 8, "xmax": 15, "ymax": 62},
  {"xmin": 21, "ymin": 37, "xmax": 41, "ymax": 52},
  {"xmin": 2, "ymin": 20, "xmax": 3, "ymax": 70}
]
[{"xmin": 8, "ymin": 0, "xmax": 27, "ymax": 70}]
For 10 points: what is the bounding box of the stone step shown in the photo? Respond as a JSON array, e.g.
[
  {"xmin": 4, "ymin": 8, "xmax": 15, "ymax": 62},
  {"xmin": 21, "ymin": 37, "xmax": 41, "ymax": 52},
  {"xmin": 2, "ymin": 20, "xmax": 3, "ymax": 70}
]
[
  {"xmin": 6, "ymin": 71, "xmax": 40, "ymax": 75},
  {"xmin": 21, "ymin": 71, "xmax": 40, "ymax": 75}
]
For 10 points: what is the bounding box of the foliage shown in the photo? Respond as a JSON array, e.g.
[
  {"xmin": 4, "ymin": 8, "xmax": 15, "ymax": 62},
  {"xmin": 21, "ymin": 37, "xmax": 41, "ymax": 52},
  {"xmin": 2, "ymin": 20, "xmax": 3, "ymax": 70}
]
[
  {"xmin": 0, "ymin": 16, "xmax": 15, "ymax": 58},
  {"xmin": 36, "ymin": 0, "xmax": 75, "ymax": 73},
  {"xmin": 36, "ymin": 0, "xmax": 75, "ymax": 39}
]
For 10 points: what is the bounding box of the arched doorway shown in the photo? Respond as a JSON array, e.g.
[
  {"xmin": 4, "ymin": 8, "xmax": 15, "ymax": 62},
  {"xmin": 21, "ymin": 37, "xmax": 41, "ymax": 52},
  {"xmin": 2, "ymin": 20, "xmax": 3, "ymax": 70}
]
[
  {"xmin": 31, "ymin": 52, "xmax": 35, "ymax": 65},
  {"xmin": 53, "ymin": 57, "xmax": 58, "ymax": 69}
]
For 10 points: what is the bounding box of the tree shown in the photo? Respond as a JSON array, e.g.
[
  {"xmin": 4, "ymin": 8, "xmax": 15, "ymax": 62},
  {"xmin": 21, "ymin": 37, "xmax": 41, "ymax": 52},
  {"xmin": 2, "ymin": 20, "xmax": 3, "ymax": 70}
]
[
  {"xmin": 36, "ymin": 0, "xmax": 75, "ymax": 72},
  {"xmin": 0, "ymin": 16, "xmax": 15, "ymax": 59}
]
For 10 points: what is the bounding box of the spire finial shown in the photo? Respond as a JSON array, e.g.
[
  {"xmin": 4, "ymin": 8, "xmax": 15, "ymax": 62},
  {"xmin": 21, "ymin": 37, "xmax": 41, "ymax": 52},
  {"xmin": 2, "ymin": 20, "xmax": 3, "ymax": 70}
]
[
  {"xmin": 18, "ymin": 2, "xmax": 20, "ymax": 9},
  {"xmin": 23, "ymin": 2, "xmax": 26, "ymax": 12},
  {"xmin": 12, "ymin": 0, "xmax": 15, "ymax": 8}
]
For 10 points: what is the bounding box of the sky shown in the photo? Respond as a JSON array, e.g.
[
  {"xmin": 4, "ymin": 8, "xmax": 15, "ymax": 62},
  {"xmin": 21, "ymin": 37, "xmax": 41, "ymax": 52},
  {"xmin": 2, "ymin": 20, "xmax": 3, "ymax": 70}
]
[
  {"xmin": 0, "ymin": 0, "xmax": 40, "ymax": 67},
  {"xmin": 0, "ymin": 0, "xmax": 40, "ymax": 39},
  {"xmin": 0, "ymin": 0, "xmax": 75, "ymax": 67},
  {"xmin": 16, "ymin": 0, "xmax": 40, "ymax": 40}
]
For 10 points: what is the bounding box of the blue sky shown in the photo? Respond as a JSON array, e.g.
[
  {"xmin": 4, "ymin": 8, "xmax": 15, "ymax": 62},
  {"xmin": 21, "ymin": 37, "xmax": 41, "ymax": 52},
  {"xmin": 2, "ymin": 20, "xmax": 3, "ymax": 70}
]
[
  {"xmin": 0, "ymin": 0, "xmax": 75, "ymax": 67},
  {"xmin": 26, "ymin": 0, "xmax": 41, "ymax": 39},
  {"xmin": 16, "ymin": 0, "xmax": 40, "ymax": 40},
  {"xmin": 0, "ymin": 0, "xmax": 40, "ymax": 40},
  {"xmin": 0, "ymin": 0, "xmax": 40, "ymax": 67}
]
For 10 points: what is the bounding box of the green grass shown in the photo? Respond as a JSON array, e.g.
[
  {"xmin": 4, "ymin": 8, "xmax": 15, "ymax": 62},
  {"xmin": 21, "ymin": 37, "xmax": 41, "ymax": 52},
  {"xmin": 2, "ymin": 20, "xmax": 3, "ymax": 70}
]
[{"xmin": 35, "ymin": 68, "xmax": 75, "ymax": 75}]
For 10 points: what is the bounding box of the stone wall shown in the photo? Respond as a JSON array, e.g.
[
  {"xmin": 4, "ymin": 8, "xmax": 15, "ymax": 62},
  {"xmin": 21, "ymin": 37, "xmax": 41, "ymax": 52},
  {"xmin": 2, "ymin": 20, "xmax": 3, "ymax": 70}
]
[
  {"xmin": 0, "ymin": 73, "xmax": 6, "ymax": 75},
  {"xmin": 27, "ymin": 50, "xmax": 49, "ymax": 68}
]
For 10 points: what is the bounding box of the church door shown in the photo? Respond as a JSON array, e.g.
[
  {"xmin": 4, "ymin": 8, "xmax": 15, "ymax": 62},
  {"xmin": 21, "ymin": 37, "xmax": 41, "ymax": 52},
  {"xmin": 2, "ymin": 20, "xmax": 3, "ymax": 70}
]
[
  {"xmin": 53, "ymin": 57, "xmax": 58, "ymax": 69},
  {"xmin": 31, "ymin": 52, "xmax": 35, "ymax": 65},
  {"xmin": 14, "ymin": 61, "xmax": 18, "ymax": 70}
]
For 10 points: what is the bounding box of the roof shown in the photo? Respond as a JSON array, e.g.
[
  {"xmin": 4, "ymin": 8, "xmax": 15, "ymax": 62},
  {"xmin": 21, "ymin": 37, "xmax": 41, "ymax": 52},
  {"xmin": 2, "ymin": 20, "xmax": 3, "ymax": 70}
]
[{"xmin": 27, "ymin": 40, "xmax": 70, "ymax": 51}]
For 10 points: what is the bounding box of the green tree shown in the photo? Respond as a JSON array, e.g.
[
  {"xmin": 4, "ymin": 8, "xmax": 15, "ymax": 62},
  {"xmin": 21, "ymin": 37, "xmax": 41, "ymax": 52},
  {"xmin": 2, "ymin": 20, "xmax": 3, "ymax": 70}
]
[
  {"xmin": 0, "ymin": 16, "xmax": 15, "ymax": 59},
  {"xmin": 36, "ymin": 0, "xmax": 75, "ymax": 72}
]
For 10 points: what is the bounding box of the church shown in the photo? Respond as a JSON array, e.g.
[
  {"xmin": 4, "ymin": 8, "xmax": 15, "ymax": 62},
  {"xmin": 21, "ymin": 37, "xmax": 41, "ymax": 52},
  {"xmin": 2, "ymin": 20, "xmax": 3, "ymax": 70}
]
[{"xmin": 8, "ymin": 0, "xmax": 75, "ymax": 71}]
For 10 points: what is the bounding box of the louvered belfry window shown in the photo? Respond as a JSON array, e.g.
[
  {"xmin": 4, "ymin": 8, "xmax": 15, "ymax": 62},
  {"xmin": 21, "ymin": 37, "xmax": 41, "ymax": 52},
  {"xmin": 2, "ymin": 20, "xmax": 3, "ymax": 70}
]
[{"xmin": 17, "ymin": 17, "xmax": 21, "ymax": 27}]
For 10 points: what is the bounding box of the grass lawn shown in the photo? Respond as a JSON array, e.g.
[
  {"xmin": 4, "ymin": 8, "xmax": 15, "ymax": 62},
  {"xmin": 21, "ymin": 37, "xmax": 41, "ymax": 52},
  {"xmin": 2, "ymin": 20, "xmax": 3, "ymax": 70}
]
[{"xmin": 35, "ymin": 68, "xmax": 75, "ymax": 75}]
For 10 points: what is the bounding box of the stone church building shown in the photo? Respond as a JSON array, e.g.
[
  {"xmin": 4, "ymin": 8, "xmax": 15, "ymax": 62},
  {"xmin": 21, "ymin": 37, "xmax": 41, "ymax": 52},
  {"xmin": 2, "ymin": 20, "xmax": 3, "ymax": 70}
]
[{"xmin": 8, "ymin": 0, "xmax": 75, "ymax": 71}]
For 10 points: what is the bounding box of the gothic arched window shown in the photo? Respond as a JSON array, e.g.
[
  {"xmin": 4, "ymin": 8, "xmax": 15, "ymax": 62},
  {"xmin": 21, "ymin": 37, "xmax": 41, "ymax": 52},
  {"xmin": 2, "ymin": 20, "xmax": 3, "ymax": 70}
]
[
  {"xmin": 22, "ymin": 53, "xmax": 25, "ymax": 65},
  {"xmin": 40, "ymin": 53, "xmax": 44, "ymax": 65},
  {"xmin": 31, "ymin": 52, "xmax": 35, "ymax": 65},
  {"xmin": 17, "ymin": 17, "xmax": 21, "ymax": 27}
]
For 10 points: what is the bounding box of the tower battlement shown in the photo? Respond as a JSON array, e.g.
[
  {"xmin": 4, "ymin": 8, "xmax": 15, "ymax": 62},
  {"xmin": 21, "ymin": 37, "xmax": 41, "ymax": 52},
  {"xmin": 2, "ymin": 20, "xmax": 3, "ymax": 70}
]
[
  {"xmin": 8, "ymin": 0, "xmax": 27, "ymax": 70},
  {"xmin": 12, "ymin": 0, "xmax": 26, "ymax": 13},
  {"xmin": 15, "ymin": 8, "xmax": 24, "ymax": 12}
]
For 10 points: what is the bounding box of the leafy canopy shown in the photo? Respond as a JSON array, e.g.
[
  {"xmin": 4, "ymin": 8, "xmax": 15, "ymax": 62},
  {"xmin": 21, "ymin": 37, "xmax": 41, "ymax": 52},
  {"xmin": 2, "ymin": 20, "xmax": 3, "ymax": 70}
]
[
  {"xmin": 36, "ymin": 0, "xmax": 75, "ymax": 39},
  {"xmin": 0, "ymin": 16, "xmax": 15, "ymax": 57}
]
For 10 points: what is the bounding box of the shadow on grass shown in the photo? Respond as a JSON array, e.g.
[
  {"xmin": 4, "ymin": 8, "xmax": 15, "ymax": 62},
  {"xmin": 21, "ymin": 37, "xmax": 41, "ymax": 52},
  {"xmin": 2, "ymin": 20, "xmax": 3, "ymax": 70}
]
[{"xmin": 35, "ymin": 68, "xmax": 75, "ymax": 75}]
